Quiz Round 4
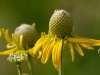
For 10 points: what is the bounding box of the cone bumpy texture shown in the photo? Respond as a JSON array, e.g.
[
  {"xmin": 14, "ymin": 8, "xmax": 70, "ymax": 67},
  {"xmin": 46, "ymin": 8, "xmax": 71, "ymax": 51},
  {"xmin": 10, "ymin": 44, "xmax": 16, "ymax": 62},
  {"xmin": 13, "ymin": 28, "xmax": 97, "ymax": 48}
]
[
  {"xmin": 14, "ymin": 24, "xmax": 38, "ymax": 49},
  {"xmin": 49, "ymin": 10, "xmax": 73, "ymax": 38}
]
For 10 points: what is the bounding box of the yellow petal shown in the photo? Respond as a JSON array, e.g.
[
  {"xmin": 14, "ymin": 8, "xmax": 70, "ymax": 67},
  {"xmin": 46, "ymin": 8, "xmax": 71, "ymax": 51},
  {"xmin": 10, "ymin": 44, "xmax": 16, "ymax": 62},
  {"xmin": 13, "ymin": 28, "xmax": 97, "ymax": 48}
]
[
  {"xmin": 56, "ymin": 39, "xmax": 63, "ymax": 70},
  {"xmin": 73, "ymin": 43, "xmax": 84, "ymax": 56},
  {"xmin": 19, "ymin": 35, "xmax": 23, "ymax": 49},
  {"xmin": 67, "ymin": 41, "xmax": 74, "ymax": 61},
  {"xmin": 72, "ymin": 35, "xmax": 100, "ymax": 46},
  {"xmin": 35, "ymin": 35, "xmax": 48, "ymax": 46},
  {"xmin": 29, "ymin": 48, "xmax": 42, "ymax": 58},
  {"xmin": 33, "ymin": 35, "xmax": 49, "ymax": 54},
  {"xmin": 52, "ymin": 41, "xmax": 58, "ymax": 70},
  {"xmin": 80, "ymin": 44, "xmax": 94, "ymax": 50},
  {"xmin": 28, "ymin": 48, "xmax": 34, "ymax": 57},
  {"xmin": 12, "ymin": 34, "xmax": 20, "ymax": 48},
  {"xmin": 42, "ymin": 37, "xmax": 52, "ymax": 50},
  {"xmin": 37, "ymin": 50, "xmax": 42, "ymax": 58},
  {"xmin": 6, "ymin": 43, "xmax": 15, "ymax": 48},
  {"xmin": 45, "ymin": 39, "xmax": 55, "ymax": 63},
  {"xmin": 0, "ymin": 47, "xmax": 17, "ymax": 55},
  {"xmin": 67, "ymin": 38, "xmax": 100, "ymax": 46},
  {"xmin": 41, "ymin": 38, "xmax": 53, "ymax": 63},
  {"xmin": 2, "ymin": 28, "xmax": 12, "ymax": 42},
  {"xmin": 67, "ymin": 38, "xmax": 94, "ymax": 44}
]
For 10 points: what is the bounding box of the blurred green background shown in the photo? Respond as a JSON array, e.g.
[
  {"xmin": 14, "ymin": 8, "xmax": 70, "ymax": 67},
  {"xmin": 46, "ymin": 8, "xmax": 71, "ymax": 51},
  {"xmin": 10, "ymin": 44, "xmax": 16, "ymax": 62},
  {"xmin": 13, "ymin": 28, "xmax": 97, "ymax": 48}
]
[{"xmin": 0, "ymin": 0, "xmax": 100, "ymax": 75}]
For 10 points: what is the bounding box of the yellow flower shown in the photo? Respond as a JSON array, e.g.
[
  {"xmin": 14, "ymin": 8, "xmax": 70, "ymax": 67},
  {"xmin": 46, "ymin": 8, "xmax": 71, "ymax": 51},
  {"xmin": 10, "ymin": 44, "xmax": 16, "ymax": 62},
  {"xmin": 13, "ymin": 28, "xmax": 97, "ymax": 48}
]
[
  {"xmin": 0, "ymin": 23, "xmax": 38, "ymax": 62},
  {"xmin": 30, "ymin": 9, "xmax": 100, "ymax": 70}
]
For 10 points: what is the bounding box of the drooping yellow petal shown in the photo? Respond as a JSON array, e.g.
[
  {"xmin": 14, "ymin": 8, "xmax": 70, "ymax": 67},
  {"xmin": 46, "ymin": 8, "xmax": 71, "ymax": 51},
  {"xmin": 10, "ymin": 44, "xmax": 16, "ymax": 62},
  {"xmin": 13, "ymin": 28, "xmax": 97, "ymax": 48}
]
[
  {"xmin": 37, "ymin": 50, "xmax": 42, "ymax": 58},
  {"xmin": 28, "ymin": 48, "xmax": 34, "ymax": 57},
  {"xmin": 34, "ymin": 35, "xmax": 48, "ymax": 46},
  {"xmin": 41, "ymin": 38, "xmax": 53, "ymax": 63},
  {"xmin": 45, "ymin": 39, "xmax": 55, "ymax": 63},
  {"xmin": 52, "ymin": 40, "xmax": 58, "ymax": 70},
  {"xmin": 12, "ymin": 34, "xmax": 21, "ymax": 49},
  {"xmin": 42, "ymin": 37, "xmax": 52, "ymax": 50},
  {"xmin": 54, "ymin": 40, "xmax": 60, "ymax": 70},
  {"xmin": 2, "ymin": 28, "xmax": 12, "ymax": 42},
  {"xmin": 29, "ymin": 48, "xmax": 42, "ymax": 58},
  {"xmin": 56, "ymin": 39, "xmax": 63, "ymax": 70},
  {"xmin": 80, "ymin": 44, "xmax": 94, "ymax": 50},
  {"xmin": 0, "ymin": 47, "xmax": 17, "ymax": 55},
  {"xmin": 6, "ymin": 42, "xmax": 15, "ymax": 48},
  {"xmin": 73, "ymin": 43, "xmax": 84, "ymax": 56},
  {"xmin": 67, "ymin": 41, "xmax": 74, "ymax": 61},
  {"xmin": 33, "ymin": 35, "xmax": 49, "ymax": 54}
]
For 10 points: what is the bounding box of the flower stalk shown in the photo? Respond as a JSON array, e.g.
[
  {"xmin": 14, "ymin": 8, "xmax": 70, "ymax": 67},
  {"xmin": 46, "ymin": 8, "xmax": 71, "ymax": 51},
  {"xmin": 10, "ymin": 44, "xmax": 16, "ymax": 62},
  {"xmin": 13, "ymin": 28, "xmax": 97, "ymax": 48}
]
[
  {"xmin": 16, "ymin": 62, "xmax": 22, "ymax": 75},
  {"xmin": 59, "ymin": 39, "xmax": 64, "ymax": 75},
  {"xmin": 27, "ymin": 53, "xmax": 34, "ymax": 75}
]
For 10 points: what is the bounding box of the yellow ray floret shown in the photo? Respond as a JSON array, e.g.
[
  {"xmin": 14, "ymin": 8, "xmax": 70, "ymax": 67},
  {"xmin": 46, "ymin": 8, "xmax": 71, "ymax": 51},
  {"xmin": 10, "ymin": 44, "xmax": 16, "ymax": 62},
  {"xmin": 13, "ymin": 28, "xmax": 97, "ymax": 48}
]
[
  {"xmin": 0, "ymin": 47, "xmax": 17, "ymax": 55},
  {"xmin": 67, "ymin": 37, "xmax": 100, "ymax": 45},
  {"xmin": 73, "ymin": 43, "xmax": 84, "ymax": 56},
  {"xmin": 79, "ymin": 44, "xmax": 94, "ymax": 50},
  {"xmin": 52, "ymin": 40, "xmax": 59, "ymax": 69},
  {"xmin": 33, "ymin": 35, "xmax": 49, "ymax": 54},
  {"xmin": 67, "ymin": 41, "xmax": 74, "ymax": 61},
  {"xmin": 31, "ymin": 33, "xmax": 100, "ymax": 70},
  {"xmin": 41, "ymin": 37, "xmax": 54, "ymax": 63},
  {"xmin": 2, "ymin": 28, "xmax": 12, "ymax": 43},
  {"xmin": 42, "ymin": 38, "xmax": 55, "ymax": 63},
  {"xmin": 55, "ymin": 39, "xmax": 62, "ymax": 70}
]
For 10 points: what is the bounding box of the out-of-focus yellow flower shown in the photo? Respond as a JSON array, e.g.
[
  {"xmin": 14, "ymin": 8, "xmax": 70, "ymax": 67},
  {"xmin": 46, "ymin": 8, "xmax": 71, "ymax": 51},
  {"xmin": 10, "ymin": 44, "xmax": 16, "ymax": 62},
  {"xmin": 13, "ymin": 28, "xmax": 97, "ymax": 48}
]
[
  {"xmin": 0, "ymin": 23, "xmax": 38, "ymax": 62},
  {"xmin": 30, "ymin": 9, "xmax": 100, "ymax": 70}
]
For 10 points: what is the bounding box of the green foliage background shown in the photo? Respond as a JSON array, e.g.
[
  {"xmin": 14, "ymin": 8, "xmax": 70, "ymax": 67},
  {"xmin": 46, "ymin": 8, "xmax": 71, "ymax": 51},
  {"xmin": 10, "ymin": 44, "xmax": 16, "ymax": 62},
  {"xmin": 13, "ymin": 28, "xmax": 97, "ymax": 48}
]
[{"xmin": 0, "ymin": 0, "xmax": 100, "ymax": 75}]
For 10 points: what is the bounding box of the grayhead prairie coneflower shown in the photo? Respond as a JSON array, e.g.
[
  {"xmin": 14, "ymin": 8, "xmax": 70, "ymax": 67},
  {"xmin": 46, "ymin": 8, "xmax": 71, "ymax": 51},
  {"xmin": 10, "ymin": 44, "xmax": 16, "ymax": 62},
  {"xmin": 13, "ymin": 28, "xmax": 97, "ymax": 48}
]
[
  {"xmin": 30, "ymin": 9, "xmax": 100, "ymax": 70},
  {"xmin": 0, "ymin": 23, "xmax": 38, "ymax": 62},
  {"xmin": 0, "ymin": 23, "xmax": 38, "ymax": 75}
]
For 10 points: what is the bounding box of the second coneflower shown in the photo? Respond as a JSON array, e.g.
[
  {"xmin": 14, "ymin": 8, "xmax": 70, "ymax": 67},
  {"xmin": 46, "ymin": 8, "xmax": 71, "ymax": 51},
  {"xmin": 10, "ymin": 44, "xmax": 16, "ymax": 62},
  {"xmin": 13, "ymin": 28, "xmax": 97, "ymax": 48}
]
[
  {"xmin": 0, "ymin": 24, "xmax": 38, "ymax": 57},
  {"xmin": 0, "ymin": 23, "xmax": 38, "ymax": 75},
  {"xmin": 30, "ymin": 9, "xmax": 100, "ymax": 70}
]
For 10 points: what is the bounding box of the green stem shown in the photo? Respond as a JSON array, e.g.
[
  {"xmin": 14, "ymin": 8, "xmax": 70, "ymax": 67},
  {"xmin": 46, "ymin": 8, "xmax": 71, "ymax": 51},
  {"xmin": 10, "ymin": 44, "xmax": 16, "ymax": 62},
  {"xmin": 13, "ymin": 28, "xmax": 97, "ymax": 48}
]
[
  {"xmin": 59, "ymin": 39, "xmax": 64, "ymax": 75},
  {"xmin": 16, "ymin": 62, "xmax": 22, "ymax": 75},
  {"xmin": 27, "ymin": 53, "xmax": 34, "ymax": 75}
]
